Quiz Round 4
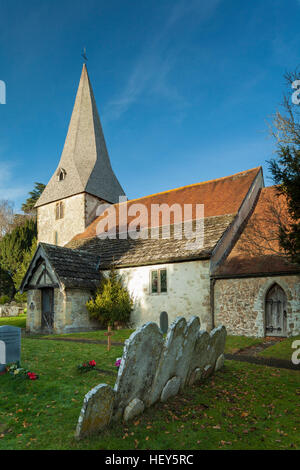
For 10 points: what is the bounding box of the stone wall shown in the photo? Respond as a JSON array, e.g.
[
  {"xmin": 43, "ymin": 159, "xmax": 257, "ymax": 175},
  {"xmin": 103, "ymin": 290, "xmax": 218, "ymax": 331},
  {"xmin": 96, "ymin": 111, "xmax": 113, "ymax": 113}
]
[
  {"xmin": 214, "ymin": 275, "xmax": 300, "ymax": 337},
  {"xmin": 37, "ymin": 193, "xmax": 107, "ymax": 247},
  {"xmin": 37, "ymin": 193, "xmax": 86, "ymax": 247},
  {"xmin": 75, "ymin": 317, "xmax": 227, "ymax": 439},
  {"xmin": 26, "ymin": 288, "xmax": 99, "ymax": 334},
  {"xmin": 0, "ymin": 303, "xmax": 26, "ymax": 317},
  {"xmin": 106, "ymin": 259, "xmax": 212, "ymax": 331},
  {"xmin": 26, "ymin": 290, "xmax": 42, "ymax": 332}
]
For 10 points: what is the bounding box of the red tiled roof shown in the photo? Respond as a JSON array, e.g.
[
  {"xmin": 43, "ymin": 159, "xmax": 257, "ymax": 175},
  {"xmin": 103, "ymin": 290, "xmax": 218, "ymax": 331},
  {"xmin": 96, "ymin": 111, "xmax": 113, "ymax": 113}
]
[
  {"xmin": 215, "ymin": 186, "xmax": 300, "ymax": 276},
  {"xmin": 73, "ymin": 167, "xmax": 261, "ymax": 241}
]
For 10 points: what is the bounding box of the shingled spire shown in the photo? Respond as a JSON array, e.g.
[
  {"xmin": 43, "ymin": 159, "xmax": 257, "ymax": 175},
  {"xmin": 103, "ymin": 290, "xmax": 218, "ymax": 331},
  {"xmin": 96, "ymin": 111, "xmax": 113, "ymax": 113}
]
[{"xmin": 36, "ymin": 64, "xmax": 125, "ymax": 207}]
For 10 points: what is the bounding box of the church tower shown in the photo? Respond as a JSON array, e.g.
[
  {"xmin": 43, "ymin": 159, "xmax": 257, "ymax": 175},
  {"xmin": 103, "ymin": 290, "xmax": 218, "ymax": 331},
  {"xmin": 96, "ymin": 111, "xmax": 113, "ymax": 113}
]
[{"xmin": 35, "ymin": 64, "xmax": 125, "ymax": 247}]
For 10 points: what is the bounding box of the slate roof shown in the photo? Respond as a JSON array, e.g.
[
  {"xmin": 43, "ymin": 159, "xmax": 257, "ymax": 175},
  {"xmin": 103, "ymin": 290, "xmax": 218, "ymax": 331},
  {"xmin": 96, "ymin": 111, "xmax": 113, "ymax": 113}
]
[
  {"xmin": 35, "ymin": 64, "xmax": 125, "ymax": 207},
  {"xmin": 40, "ymin": 243, "xmax": 101, "ymax": 288},
  {"xmin": 66, "ymin": 214, "xmax": 235, "ymax": 268},
  {"xmin": 214, "ymin": 187, "xmax": 300, "ymax": 277},
  {"xmin": 71, "ymin": 167, "xmax": 262, "ymax": 241},
  {"xmin": 21, "ymin": 243, "xmax": 101, "ymax": 291}
]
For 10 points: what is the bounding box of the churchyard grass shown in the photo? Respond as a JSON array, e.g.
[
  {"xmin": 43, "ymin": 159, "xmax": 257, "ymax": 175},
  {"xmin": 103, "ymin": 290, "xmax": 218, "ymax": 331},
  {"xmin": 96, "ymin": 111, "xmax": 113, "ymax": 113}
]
[
  {"xmin": 224, "ymin": 335, "xmax": 264, "ymax": 354},
  {"xmin": 0, "ymin": 338, "xmax": 299, "ymax": 450},
  {"xmin": 42, "ymin": 329, "xmax": 265, "ymax": 353},
  {"xmin": 258, "ymin": 335, "xmax": 300, "ymax": 361},
  {"xmin": 41, "ymin": 328, "xmax": 135, "ymax": 343},
  {"xmin": 0, "ymin": 314, "xmax": 26, "ymax": 329}
]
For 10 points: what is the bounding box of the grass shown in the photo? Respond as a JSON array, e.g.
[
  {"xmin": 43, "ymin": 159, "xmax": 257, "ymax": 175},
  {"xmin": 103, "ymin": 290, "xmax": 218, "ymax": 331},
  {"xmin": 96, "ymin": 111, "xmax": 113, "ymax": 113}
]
[
  {"xmin": 259, "ymin": 335, "xmax": 300, "ymax": 361},
  {"xmin": 223, "ymin": 335, "xmax": 264, "ymax": 354},
  {"xmin": 42, "ymin": 328, "xmax": 135, "ymax": 343},
  {"xmin": 0, "ymin": 338, "xmax": 299, "ymax": 450},
  {"xmin": 44, "ymin": 330, "xmax": 265, "ymax": 352},
  {"xmin": 0, "ymin": 314, "xmax": 27, "ymax": 329}
]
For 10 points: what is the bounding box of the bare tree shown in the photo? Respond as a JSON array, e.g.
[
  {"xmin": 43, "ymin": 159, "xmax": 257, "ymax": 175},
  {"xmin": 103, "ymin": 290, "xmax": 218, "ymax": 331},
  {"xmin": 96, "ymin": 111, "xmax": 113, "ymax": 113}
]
[
  {"xmin": 0, "ymin": 200, "xmax": 14, "ymax": 238},
  {"xmin": 238, "ymin": 189, "xmax": 292, "ymax": 260}
]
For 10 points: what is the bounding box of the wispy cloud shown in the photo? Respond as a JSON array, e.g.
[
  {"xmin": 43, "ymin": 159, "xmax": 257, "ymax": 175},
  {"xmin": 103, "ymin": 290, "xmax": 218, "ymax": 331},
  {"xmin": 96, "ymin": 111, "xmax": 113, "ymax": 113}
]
[
  {"xmin": 0, "ymin": 160, "xmax": 30, "ymax": 206},
  {"xmin": 104, "ymin": 0, "xmax": 222, "ymax": 121}
]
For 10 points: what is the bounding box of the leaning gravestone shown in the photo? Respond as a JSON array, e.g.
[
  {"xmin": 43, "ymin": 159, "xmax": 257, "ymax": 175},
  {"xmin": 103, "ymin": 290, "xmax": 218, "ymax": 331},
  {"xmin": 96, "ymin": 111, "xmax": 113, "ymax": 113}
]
[
  {"xmin": 113, "ymin": 322, "xmax": 164, "ymax": 420},
  {"xmin": 75, "ymin": 317, "xmax": 227, "ymax": 439},
  {"xmin": 0, "ymin": 326, "xmax": 21, "ymax": 373}
]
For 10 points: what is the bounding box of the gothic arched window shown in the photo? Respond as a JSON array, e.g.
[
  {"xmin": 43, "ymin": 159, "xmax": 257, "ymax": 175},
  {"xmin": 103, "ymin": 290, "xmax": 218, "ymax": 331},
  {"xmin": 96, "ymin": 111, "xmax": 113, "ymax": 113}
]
[{"xmin": 57, "ymin": 168, "xmax": 66, "ymax": 181}]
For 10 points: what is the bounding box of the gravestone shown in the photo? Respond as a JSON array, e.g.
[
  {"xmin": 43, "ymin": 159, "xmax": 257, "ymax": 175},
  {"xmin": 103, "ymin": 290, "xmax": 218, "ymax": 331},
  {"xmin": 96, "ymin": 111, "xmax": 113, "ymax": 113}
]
[
  {"xmin": 160, "ymin": 311, "xmax": 168, "ymax": 334},
  {"xmin": 0, "ymin": 326, "xmax": 21, "ymax": 373},
  {"xmin": 113, "ymin": 322, "xmax": 164, "ymax": 420}
]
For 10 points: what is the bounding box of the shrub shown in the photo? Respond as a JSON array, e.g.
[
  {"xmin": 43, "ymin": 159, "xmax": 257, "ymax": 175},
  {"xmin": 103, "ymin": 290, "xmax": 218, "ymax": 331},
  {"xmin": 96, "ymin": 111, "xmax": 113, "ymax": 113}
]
[
  {"xmin": 0, "ymin": 294, "xmax": 10, "ymax": 305},
  {"xmin": 0, "ymin": 267, "xmax": 15, "ymax": 299},
  {"xmin": 86, "ymin": 269, "xmax": 133, "ymax": 327}
]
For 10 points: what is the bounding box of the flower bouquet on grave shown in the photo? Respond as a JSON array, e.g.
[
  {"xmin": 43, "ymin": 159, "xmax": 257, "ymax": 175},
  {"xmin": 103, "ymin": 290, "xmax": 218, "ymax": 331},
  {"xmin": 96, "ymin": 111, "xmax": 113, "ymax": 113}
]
[
  {"xmin": 77, "ymin": 360, "xmax": 97, "ymax": 373},
  {"xmin": 6, "ymin": 363, "xmax": 39, "ymax": 380},
  {"xmin": 114, "ymin": 358, "xmax": 122, "ymax": 368}
]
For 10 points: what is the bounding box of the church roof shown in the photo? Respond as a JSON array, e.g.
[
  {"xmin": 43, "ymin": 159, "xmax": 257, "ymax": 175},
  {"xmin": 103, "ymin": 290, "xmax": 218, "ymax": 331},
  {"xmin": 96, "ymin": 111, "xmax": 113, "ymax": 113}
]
[
  {"xmin": 71, "ymin": 167, "xmax": 262, "ymax": 241},
  {"xmin": 66, "ymin": 214, "xmax": 236, "ymax": 268},
  {"xmin": 20, "ymin": 243, "xmax": 101, "ymax": 291},
  {"xmin": 35, "ymin": 64, "xmax": 125, "ymax": 208},
  {"xmin": 214, "ymin": 186, "xmax": 300, "ymax": 277}
]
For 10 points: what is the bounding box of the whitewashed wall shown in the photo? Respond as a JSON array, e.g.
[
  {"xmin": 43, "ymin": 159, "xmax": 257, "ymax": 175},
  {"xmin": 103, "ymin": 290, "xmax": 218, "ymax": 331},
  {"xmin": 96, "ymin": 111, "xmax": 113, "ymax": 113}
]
[
  {"xmin": 108, "ymin": 259, "xmax": 212, "ymax": 331},
  {"xmin": 37, "ymin": 193, "xmax": 106, "ymax": 247}
]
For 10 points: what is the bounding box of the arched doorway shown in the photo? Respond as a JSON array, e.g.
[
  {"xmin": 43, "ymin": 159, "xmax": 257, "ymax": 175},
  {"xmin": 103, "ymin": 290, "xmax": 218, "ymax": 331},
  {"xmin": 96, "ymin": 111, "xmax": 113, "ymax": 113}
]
[{"xmin": 265, "ymin": 284, "xmax": 287, "ymax": 336}]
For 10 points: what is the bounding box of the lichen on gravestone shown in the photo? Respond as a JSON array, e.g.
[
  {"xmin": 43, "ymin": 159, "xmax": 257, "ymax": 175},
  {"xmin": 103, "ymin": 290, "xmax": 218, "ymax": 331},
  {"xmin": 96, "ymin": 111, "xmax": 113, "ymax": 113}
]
[
  {"xmin": 75, "ymin": 384, "xmax": 115, "ymax": 439},
  {"xmin": 113, "ymin": 322, "xmax": 164, "ymax": 420},
  {"xmin": 146, "ymin": 316, "xmax": 187, "ymax": 407},
  {"xmin": 206, "ymin": 325, "xmax": 227, "ymax": 368}
]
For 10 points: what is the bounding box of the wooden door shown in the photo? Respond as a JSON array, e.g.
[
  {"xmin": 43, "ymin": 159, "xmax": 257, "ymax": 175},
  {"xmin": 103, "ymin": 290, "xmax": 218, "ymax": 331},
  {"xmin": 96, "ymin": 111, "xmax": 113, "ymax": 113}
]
[
  {"xmin": 265, "ymin": 284, "xmax": 287, "ymax": 336},
  {"xmin": 41, "ymin": 288, "xmax": 54, "ymax": 331}
]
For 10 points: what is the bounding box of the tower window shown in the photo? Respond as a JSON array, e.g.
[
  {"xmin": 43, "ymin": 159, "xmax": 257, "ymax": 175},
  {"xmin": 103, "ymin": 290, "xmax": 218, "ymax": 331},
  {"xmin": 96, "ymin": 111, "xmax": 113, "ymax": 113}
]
[
  {"xmin": 55, "ymin": 201, "xmax": 64, "ymax": 220},
  {"xmin": 57, "ymin": 168, "xmax": 66, "ymax": 181}
]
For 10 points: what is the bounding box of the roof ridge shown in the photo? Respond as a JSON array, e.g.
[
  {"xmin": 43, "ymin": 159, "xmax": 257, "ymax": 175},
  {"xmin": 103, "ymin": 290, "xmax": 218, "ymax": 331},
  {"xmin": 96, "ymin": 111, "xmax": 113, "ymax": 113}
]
[{"xmin": 111, "ymin": 167, "xmax": 262, "ymax": 208}]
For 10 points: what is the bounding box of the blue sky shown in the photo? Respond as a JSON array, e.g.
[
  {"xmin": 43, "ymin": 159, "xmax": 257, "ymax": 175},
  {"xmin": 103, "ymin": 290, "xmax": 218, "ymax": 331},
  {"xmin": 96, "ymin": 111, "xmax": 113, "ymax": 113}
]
[{"xmin": 0, "ymin": 0, "xmax": 300, "ymax": 211}]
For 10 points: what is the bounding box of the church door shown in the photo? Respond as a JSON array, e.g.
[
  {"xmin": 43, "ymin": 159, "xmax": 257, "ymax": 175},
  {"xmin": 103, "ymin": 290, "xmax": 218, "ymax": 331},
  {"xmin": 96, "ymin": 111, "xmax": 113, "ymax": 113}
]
[
  {"xmin": 265, "ymin": 284, "xmax": 287, "ymax": 337},
  {"xmin": 41, "ymin": 288, "xmax": 54, "ymax": 331}
]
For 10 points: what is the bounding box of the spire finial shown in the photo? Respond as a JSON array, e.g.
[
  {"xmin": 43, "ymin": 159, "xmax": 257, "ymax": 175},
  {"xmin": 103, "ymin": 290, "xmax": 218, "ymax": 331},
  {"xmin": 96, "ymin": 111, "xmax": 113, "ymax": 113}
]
[{"xmin": 81, "ymin": 47, "xmax": 88, "ymax": 63}]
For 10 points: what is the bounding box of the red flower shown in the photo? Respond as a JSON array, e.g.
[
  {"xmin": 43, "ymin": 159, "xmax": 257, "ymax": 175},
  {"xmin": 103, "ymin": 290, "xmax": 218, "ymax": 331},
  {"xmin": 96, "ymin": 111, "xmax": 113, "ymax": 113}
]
[
  {"xmin": 83, "ymin": 363, "xmax": 87, "ymax": 367},
  {"xmin": 27, "ymin": 372, "xmax": 37, "ymax": 380},
  {"xmin": 88, "ymin": 360, "xmax": 96, "ymax": 367}
]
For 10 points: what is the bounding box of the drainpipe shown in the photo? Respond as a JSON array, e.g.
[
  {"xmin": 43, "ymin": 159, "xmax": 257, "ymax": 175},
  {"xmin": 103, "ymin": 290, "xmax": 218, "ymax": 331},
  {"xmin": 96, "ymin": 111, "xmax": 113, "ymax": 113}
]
[{"xmin": 210, "ymin": 277, "xmax": 216, "ymax": 330}]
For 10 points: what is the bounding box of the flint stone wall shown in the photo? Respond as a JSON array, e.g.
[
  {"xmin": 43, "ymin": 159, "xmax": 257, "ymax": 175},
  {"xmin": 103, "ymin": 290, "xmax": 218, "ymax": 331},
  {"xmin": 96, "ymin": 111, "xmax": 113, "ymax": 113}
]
[
  {"xmin": 0, "ymin": 303, "xmax": 26, "ymax": 318},
  {"xmin": 75, "ymin": 316, "xmax": 227, "ymax": 439}
]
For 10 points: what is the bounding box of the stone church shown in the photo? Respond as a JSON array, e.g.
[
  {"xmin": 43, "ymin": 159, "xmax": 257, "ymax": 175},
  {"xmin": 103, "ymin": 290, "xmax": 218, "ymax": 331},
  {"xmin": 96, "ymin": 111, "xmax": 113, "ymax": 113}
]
[{"xmin": 21, "ymin": 65, "xmax": 300, "ymax": 337}]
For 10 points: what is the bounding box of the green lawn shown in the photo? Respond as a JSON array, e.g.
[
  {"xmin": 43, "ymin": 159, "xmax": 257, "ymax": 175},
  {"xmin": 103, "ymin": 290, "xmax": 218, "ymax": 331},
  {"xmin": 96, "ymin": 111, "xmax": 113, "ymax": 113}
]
[
  {"xmin": 0, "ymin": 338, "xmax": 299, "ymax": 450},
  {"xmin": 45, "ymin": 330, "xmax": 265, "ymax": 352},
  {"xmin": 42, "ymin": 328, "xmax": 135, "ymax": 343},
  {"xmin": 223, "ymin": 335, "xmax": 264, "ymax": 354},
  {"xmin": 0, "ymin": 314, "xmax": 27, "ymax": 329},
  {"xmin": 259, "ymin": 335, "xmax": 300, "ymax": 361}
]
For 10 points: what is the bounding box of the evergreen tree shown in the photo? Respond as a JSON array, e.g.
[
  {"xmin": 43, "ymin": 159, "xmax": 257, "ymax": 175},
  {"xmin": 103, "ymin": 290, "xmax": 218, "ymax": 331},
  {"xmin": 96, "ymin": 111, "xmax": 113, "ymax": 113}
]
[
  {"xmin": 268, "ymin": 69, "xmax": 300, "ymax": 264},
  {"xmin": 86, "ymin": 268, "xmax": 133, "ymax": 327},
  {"xmin": 13, "ymin": 237, "xmax": 37, "ymax": 303},
  {"xmin": 0, "ymin": 266, "xmax": 15, "ymax": 299},
  {"xmin": 0, "ymin": 218, "xmax": 37, "ymax": 276},
  {"xmin": 21, "ymin": 182, "xmax": 45, "ymax": 214}
]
